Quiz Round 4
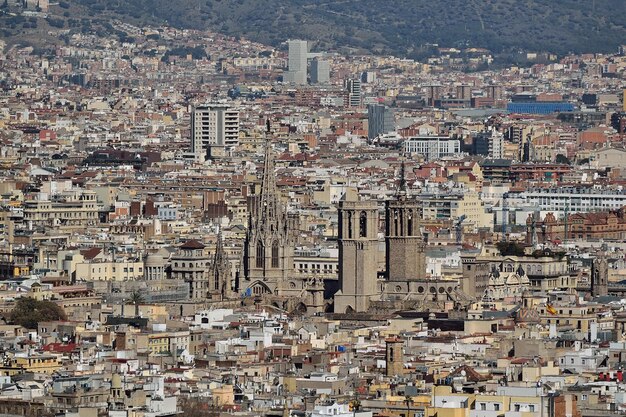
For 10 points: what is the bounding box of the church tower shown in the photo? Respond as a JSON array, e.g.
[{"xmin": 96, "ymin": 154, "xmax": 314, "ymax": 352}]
[
  {"xmin": 210, "ymin": 231, "xmax": 231, "ymax": 300},
  {"xmin": 244, "ymin": 140, "xmax": 295, "ymax": 296},
  {"xmin": 385, "ymin": 162, "xmax": 426, "ymax": 282},
  {"xmin": 385, "ymin": 337, "xmax": 405, "ymax": 377},
  {"xmin": 334, "ymin": 199, "xmax": 379, "ymax": 313},
  {"xmin": 591, "ymin": 252, "xmax": 608, "ymax": 297}
]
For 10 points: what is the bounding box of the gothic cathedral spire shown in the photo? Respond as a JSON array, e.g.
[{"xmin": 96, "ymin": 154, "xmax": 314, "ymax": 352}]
[
  {"xmin": 243, "ymin": 138, "xmax": 294, "ymax": 297},
  {"xmin": 258, "ymin": 138, "xmax": 284, "ymax": 233},
  {"xmin": 212, "ymin": 229, "xmax": 231, "ymax": 299}
]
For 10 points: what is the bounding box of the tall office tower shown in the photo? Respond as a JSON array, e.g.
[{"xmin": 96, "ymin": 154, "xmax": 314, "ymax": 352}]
[
  {"xmin": 361, "ymin": 71, "xmax": 377, "ymax": 84},
  {"xmin": 191, "ymin": 104, "xmax": 240, "ymax": 160},
  {"xmin": 311, "ymin": 58, "xmax": 330, "ymax": 84},
  {"xmin": 346, "ymin": 78, "xmax": 362, "ymax": 108},
  {"xmin": 424, "ymin": 84, "xmax": 442, "ymax": 107},
  {"xmin": 285, "ymin": 39, "xmax": 308, "ymax": 85},
  {"xmin": 334, "ymin": 199, "xmax": 379, "ymax": 313},
  {"xmin": 489, "ymin": 130, "xmax": 504, "ymax": 159},
  {"xmin": 456, "ymin": 84, "xmax": 472, "ymax": 100},
  {"xmin": 367, "ymin": 104, "xmax": 395, "ymax": 140},
  {"xmin": 485, "ymin": 85, "xmax": 503, "ymax": 100}
]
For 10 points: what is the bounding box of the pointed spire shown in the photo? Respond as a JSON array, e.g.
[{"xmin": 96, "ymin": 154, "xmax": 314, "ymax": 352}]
[
  {"xmin": 258, "ymin": 138, "xmax": 283, "ymax": 229},
  {"xmin": 214, "ymin": 231, "xmax": 225, "ymax": 265},
  {"xmin": 213, "ymin": 229, "xmax": 230, "ymax": 296},
  {"xmin": 396, "ymin": 157, "xmax": 408, "ymax": 200}
]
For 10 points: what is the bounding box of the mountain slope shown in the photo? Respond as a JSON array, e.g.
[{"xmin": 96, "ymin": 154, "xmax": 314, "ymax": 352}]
[{"xmin": 6, "ymin": 0, "xmax": 626, "ymax": 57}]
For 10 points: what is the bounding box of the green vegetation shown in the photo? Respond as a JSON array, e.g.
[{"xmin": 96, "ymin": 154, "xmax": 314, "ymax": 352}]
[
  {"xmin": 9, "ymin": 297, "xmax": 67, "ymax": 329},
  {"xmin": 65, "ymin": 0, "xmax": 626, "ymax": 56},
  {"xmin": 1, "ymin": 0, "xmax": 625, "ymax": 59},
  {"xmin": 162, "ymin": 45, "xmax": 207, "ymax": 61},
  {"xmin": 496, "ymin": 241, "xmax": 526, "ymax": 256},
  {"xmin": 555, "ymin": 154, "xmax": 571, "ymax": 165}
]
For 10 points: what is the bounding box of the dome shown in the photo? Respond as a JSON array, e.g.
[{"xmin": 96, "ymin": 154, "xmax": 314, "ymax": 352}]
[
  {"xmin": 515, "ymin": 307, "xmax": 540, "ymax": 324},
  {"xmin": 145, "ymin": 252, "xmax": 167, "ymax": 267}
]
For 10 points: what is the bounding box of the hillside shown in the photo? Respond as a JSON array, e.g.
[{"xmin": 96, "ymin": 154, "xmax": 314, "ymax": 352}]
[{"xmin": 3, "ymin": 0, "xmax": 626, "ymax": 57}]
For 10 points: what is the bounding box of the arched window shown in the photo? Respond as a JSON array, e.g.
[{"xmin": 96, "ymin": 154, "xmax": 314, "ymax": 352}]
[
  {"xmin": 359, "ymin": 211, "xmax": 367, "ymax": 237},
  {"xmin": 407, "ymin": 210, "xmax": 413, "ymax": 235},
  {"xmin": 271, "ymin": 241, "xmax": 279, "ymax": 268},
  {"xmin": 256, "ymin": 243, "xmax": 264, "ymax": 268},
  {"xmin": 347, "ymin": 211, "xmax": 353, "ymax": 239},
  {"xmin": 393, "ymin": 209, "xmax": 399, "ymax": 235}
]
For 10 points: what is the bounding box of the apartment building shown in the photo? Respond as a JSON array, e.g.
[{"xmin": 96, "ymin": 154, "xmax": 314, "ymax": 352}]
[
  {"xmin": 191, "ymin": 104, "xmax": 240, "ymax": 159},
  {"xmin": 23, "ymin": 190, "xmax": 99, "ymax": 229}
]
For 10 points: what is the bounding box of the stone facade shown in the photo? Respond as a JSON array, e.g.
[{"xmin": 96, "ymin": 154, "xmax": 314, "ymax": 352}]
[
  {"xmin": 170, "ymin": 239, "xmax": 210, "ymax": 301},
  {"xmin": 591, "ymin": 253, "xmax": 608, "ymax": 297},
  {"xmin": 243, "ymin": 140, "xmax": 324, "ymax": 314},
  {"xmin": 334, "ymin": 200, "xmax": 379, "ymax": 313}
]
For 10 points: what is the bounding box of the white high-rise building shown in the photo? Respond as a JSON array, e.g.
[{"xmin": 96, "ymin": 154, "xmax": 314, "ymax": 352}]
[
  {"xmin": 489, "ymin": 130, "xmax": 504, "ymax": 159},
  {"xmin": 404, "ymin": 136, "xmax": 461, "ymax": 161},
  {"xmin": 284, "ymin": 40, "xmax": 308, "ymax": 85},
  {"xmin": 346, "ymin": 78, "xmax": 362, "ymax": 107},
  {"xmin": 191, "ymin": 104, "xmax": 239, "ymax": 160},
  {"xmin": 311, "ymin": 58, "xmax": 330, "ymax": 84}
]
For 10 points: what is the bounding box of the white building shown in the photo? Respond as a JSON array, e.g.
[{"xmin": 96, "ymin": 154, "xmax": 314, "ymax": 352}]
[
  {"xmin": 509, "ymin": 185, "xmax": 626, "ymax": 216},
  {"xmin": 311, "ymin": 401, "xmax": 373, "ymax": 417},
  {"xmin": 489, "ymin": 130, "xmax": 504, "ymax": 159},
  {"xmin": 311, "ymin": 58, "xmax": 330, "ymax": 84},
  {"xmin": 193, "ymin": 308, "xmax": 234, "ymax": 329},
  {"xmin": 191, "ymin": 104, "xmax": 240, "ymax": 160},
  {"xmin": 404, "ymin": 136, "xmax": 461, "ymax": 161},
  {"xmin": 284, "ymin": 39, "xmax": 308, "ymax": 85}
]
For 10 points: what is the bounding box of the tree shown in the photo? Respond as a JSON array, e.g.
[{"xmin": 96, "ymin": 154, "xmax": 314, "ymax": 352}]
[
  {"xmin": 496, "ymin": 241, "xmax": 526, "ymax": 256},
  {"xmin": 555, "ymin": 154, "xmax": 570, "ymax": 165},
  {"xmin": 10, "ymin": 297, "xmax": 67, "ymax": 329},
  {"xmin": 128, "ymin": 291, "xmax": 144, "ymax": 316},
  {"xmin": 404, "ymin": 395, "xmax": 414, "ymax": 416}
]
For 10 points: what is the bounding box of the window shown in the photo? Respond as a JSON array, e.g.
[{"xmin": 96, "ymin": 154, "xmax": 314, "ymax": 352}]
[
  {"xmin": 480, "ymin": 403, "xmax": 486, "ymax": 411},
  {"xmin": 271, "ymin": 241, "xmax": 279, "ymax": 268},
  {"xmin": 529, "ymin": 405, "xmax": 535, "ymax": 412},
  {"xmin": 359, "ymin": 211, "xmax": 367, "ymax": 237},
  {"xmin": 256, "ymin": 243, "xmax": 264, "ymax": 268},
  {"xmin": 347, "ymin": 211, "xmax": 353, "ymax": 239},
  {"xmin": 514, "ymin": 405, "xmax": 520, "ymax": 412},
  {"xmin": 494, "ymin": 404, "xmax": 500, "ymax": 411}
]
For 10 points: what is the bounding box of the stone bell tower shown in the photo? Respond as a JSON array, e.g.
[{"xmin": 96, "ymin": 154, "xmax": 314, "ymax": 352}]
[
  {"xmin": 385, "ymin": 337, "xmax": 405, "ymax": 377},
  {"xmin": 334, "ymin": 199, "xmax": 379, "ymax": 313},
  {"xmin": 385, "ymin": 162, "xmax": 426, "ymax": 282},
  {"xmin": 591, "ymin": 252, "xmax": 608, "ymax": 297}
]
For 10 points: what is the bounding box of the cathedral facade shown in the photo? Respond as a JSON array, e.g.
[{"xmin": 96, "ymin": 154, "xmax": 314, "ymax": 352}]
[
  {"xmin": 334, "ymin": 164, "xmax": 462, "ymax": 314},
  {"xmin": 242, "ymin": 140, "xmax": 324, "ymax": 313}
]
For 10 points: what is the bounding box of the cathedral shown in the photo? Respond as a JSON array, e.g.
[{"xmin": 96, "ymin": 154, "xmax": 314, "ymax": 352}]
[
  {"xmin": 241, "ymin": 150, "xmax": 464, "ymax": 315},
  {"xmin": 242, "ymin": 140, "xmax": 324, "ymax": 313},
  {"xmin": 334, "ymin": 163, "xmax": 464, "ymax": 314}
]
